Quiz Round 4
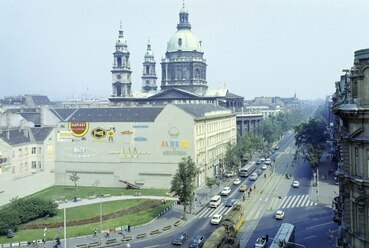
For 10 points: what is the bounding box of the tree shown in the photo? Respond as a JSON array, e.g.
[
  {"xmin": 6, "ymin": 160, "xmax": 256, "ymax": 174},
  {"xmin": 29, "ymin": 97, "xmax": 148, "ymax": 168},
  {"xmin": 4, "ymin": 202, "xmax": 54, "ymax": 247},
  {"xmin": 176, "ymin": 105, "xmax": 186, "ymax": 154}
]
[
  {"xmin": 205, "ymin": 177, "xmax": 220, "ymax": 198},
  {"xmin": 223, "ymin": 143, "xmax": 240, "ymax": 175},
  {"xmin": 170, "ymin": 157, "xmax": 199, "ymax": 219},
  {"xmin": 260, "ymin": 117, "xmax": 282, "ymax": 147},
  {"xmin": 294, "ymin": 118, "xmax": 328, "ymax": 169},
  {"xmin": 69, "ymin": 171, "xmax": 80, "ymax": 192}
]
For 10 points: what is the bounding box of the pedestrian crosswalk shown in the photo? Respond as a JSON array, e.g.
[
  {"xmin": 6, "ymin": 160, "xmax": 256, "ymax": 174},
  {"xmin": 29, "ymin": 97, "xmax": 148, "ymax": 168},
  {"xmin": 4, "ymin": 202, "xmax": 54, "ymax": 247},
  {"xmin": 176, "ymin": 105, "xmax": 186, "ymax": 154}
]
[
  {"xmin": 197, "ymin": 203, "xmax": 233, "ymax": 219},
  {"xmin": 196, "ymin": 194, "xmax": 318, "ymax": 220},
  {"xmin": 278, "ymin": 194, "xmax": 317, "ymax": 209}
]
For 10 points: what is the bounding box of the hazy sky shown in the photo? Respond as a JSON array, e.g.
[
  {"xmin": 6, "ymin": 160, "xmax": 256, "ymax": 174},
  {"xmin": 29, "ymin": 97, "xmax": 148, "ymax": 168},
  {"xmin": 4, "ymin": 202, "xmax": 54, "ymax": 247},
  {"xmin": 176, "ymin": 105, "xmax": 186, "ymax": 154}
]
[{"xmin": 1, "ymin": 0, "xmax": 369, "ymax": 101}]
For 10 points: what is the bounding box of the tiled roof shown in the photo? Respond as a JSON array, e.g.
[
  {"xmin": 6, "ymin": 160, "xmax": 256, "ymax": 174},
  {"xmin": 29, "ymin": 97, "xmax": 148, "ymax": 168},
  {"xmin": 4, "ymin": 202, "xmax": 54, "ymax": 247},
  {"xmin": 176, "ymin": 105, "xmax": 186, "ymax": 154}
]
[
  {"xmin": 31, "ymin": 127, "xmax": 54, "ymax": 141},
  {"xmin": 0, "ymin": 129, "xmax": 30, "ymax": 145},
  {"xmin": 50, "ymin": 108, "xmax": 78, "ymax": 121},
  {"xmin": 19, "ymin": 113, "xmax": 41, "ymax": 125},
  {"xmin": 66, "ymin": 107, "xmax": 164, "ymax": 122},
  {"xmin": 175, "ymin": 104, "xmax": 231, "ymax": 118}
]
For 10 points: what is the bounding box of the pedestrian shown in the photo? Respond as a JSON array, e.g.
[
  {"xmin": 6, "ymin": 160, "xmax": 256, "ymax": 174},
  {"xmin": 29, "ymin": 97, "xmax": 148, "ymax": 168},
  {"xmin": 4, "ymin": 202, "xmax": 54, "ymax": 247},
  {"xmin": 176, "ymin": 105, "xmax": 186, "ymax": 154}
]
[
  {"xmin": 264, "ymin": 174, "xmax": 266, "ymax": 178},
  {"xmin": 248, "ymin": 192, "xmax": 250, "ymax": 198},
  {"xmin": 250, "ymin": 188, "xmax": 252, "ymax": 193},
  {"xmin": 243, "ymin": 195, "xmax": 245, "ymax": 202},
  {"xmin": 93, "ymin": 229, "xmax": 97, "ymax": 237},
  {"xmin": 128, "ymin": 224, "xmax": 131, "ymax": 232},
  {"xmin": 266, "ymin": 234, "xmax": 269, "ymax": 242},
  {"xmin": 254, "ymin": 184, "xmax": 256, "ymax": 190}
]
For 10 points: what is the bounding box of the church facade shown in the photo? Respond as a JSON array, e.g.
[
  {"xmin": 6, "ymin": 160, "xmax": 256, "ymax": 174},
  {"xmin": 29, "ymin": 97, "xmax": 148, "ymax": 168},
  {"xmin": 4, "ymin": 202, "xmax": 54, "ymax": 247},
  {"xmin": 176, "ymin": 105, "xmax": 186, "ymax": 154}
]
[{"xmin": 108, "ymin": 4, "xmax": 244, "ymax": 111}]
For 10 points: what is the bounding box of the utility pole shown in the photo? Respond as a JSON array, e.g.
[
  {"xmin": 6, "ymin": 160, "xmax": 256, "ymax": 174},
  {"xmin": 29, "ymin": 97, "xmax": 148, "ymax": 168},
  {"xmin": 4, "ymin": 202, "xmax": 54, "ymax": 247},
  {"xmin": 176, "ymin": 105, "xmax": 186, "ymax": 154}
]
[
  {"xmin": 63, "ymin": 206, "xmax": 67, "ymax": 248},
  {"xmin": 100, "ymin": 195, "xmax": 103, "ymax": 243}
]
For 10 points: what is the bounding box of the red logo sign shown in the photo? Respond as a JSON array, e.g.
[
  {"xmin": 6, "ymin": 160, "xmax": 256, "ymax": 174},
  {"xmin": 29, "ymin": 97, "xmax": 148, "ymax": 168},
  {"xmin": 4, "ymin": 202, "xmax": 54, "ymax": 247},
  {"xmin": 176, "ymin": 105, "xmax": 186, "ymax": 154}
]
[{"xmin": 68, "ymin": 122, "xmax": 89, "ymax": 137}]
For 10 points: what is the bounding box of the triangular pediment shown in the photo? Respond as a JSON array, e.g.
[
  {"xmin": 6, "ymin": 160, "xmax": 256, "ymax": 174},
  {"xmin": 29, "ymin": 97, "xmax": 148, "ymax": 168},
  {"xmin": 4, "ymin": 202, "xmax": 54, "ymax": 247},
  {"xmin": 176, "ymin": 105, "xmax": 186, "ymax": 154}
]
[{"xmin": 148, "ymin": 88, "xmax": 199, "ymax": 99}]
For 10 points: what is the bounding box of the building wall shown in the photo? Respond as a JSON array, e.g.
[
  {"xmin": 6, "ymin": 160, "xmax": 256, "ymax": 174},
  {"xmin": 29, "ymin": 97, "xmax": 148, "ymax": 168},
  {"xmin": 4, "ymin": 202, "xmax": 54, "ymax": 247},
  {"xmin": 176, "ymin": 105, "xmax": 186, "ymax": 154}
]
[
  {"xmin": 55, "ymin": 105, "xmax": 196, "ymax": 189},
  {"xmin": 0, "ymin": 129, "xmax": 56, "ymax": 206},
  {"xmin": 54, "ymin": 105, "xmax": 236, "ymax": 190}
]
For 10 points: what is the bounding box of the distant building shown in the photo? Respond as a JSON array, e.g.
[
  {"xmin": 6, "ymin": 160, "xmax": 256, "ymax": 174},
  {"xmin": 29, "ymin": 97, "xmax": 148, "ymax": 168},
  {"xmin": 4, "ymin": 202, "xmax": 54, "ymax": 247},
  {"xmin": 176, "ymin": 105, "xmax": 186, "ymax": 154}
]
[
  {"xmin": 332, "ymin": 48, "xmax": 369, "ymax": 248},
  {"xmin": 108, "ymin": 3, "xmax": 244, "ymax": 111}
]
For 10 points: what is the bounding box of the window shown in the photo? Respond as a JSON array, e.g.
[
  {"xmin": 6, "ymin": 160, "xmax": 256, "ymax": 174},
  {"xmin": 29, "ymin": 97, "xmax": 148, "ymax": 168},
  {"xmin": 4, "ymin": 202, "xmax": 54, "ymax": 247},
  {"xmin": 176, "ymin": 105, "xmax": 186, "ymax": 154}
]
[
  {"xmin": 25, "ymin": 162, "xmax": 28, "ymax": 171},
  {"xmin": 146, "ymin": 65, "xmax": 150, "ymax": 74},
  {"xmin": 25, "ymin": 147, "xmax": 28, "ymax": 156},
  {"xmin": 38, "ymin": 161, "xmax": 42, "ymax": 169},
  {"xmin": 32, "ymin": 161, "xmax": 36, "ymax": 169},
  {"xmin": 38, "ymin": 147, "xmax": 42, "ymax": 154},
  {"xmin": 19, "ymin": 148, "xmax": 23, "ymax": 157},
  {"xmin": 31, "ymin": 147, "xmax": 36, "ymax": 154}
]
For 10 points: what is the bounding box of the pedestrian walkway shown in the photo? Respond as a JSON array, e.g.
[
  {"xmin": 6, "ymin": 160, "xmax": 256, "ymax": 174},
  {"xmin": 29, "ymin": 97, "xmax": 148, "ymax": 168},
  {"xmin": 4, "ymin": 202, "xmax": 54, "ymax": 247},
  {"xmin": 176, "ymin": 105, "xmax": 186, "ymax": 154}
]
[
  {"xmin": 197, "ymin": 204, "xmax": 233, "ymax": 219},
  {"xmin": 279, "ymin": 194, "xmax": 317, "ymax": 209}
]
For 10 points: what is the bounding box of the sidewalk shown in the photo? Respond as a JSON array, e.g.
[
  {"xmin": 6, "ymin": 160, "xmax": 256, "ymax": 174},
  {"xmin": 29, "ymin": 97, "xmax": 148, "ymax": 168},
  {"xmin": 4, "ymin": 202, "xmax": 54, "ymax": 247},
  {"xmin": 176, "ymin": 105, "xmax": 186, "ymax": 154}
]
[{"xmin": 309, "ymin": 150, "xmax": 338, "ymax": 207}]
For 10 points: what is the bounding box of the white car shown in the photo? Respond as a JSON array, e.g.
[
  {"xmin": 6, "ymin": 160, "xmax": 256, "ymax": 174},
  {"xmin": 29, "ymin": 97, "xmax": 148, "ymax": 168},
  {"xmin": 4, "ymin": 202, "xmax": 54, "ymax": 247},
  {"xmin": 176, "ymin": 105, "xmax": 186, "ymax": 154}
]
[
  {"xmin": 292, "ymin": 180, "xmax": 300, "ymax": 188},
  {"xmin": 221, "ymin": 187, "xmax": 232, "ymax": 196},
  {"xmin": 261, "ymin": 164, "xmax": 267, "ymax": 170},
  {"xmin": 249, "ymin": 172, "xmax": 258, "ymax": 181},
  {"xmin": 211, "ymin": 213, "xmax": 222, "ymax": 224},
  {"xmin": 233, "ymin": 178, "xmax": 241, "ymax": 185},
  {"xmin": 264, "ymin": 158, "xmax": 271, "ymax": 165},
  {"xmin": 260, "ymin": 158, "xmax": 266, "ymax": 162},
  {"xmin": 275, "ymin": 210, "xmax": 285, "ymax": 220}
]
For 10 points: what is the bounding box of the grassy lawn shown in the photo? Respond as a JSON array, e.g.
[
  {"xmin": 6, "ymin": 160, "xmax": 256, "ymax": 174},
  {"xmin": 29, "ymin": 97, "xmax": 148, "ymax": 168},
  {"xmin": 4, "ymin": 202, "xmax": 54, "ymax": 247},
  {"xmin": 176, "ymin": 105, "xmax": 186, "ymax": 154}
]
[
  {"xmin": 25, "ymin": 185, "xmax": 169, "ymax": 202},
  {"xmin": 27, "ymin": 199, "xmax": 147, "ymax": 225},
  {"xmin": 0, "ymin": 200, "xmax": 174, "ymax": 242}
]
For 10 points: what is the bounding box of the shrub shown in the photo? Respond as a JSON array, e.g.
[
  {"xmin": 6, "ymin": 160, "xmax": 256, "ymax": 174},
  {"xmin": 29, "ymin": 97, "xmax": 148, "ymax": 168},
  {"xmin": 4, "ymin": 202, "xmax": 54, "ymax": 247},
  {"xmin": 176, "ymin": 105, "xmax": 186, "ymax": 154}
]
[{"xmin": 0, "ymin": 198, "xmax": 58, "ymax": 235}]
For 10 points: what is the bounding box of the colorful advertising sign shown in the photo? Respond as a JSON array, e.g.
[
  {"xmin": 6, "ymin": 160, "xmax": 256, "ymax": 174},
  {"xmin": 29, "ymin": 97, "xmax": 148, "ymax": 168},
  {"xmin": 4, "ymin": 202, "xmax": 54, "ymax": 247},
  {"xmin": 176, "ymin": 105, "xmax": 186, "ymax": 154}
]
[
  {"xmin": 68, "ymin": 122, "xmax": 89, "ymax": 137},
  {"xmin": 91, "ymin": 127, "xmax": 106, "ymax": 139}
]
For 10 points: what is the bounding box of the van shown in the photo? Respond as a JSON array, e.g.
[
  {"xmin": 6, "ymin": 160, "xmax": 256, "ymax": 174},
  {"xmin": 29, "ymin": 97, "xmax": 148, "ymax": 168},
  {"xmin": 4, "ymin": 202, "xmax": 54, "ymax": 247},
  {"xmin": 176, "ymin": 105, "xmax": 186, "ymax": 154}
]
[{"xmin": 209, "ymin": 195, "xmax": 221, "ymax": 208}]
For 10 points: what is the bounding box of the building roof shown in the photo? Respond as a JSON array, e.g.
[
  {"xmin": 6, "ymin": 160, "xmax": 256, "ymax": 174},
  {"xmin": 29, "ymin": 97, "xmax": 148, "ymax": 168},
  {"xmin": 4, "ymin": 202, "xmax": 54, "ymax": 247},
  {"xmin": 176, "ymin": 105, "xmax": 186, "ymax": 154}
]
[
  {"xmin": 226, "ymin": 91, "xmax": 244, "ymax": 99},
  {"xmin": 50, "ymin": 108, "xmax": 78, "ymax": 121},
  {"xmin": 175, "ymin": 104, "xmax": 232, "ymax": 118},
  {"xmin": 30, "ymin": 95, "xmax": 51, "ymax": 106},
  {"xmin": 66, "ymin": 107, "xmax": 164, "ymax": 122},
  {"xmin": 19, "ymin": 113, "xmax": 41, "ymax": 125},
  {"xmin": 0, "ymin": 129, "xmax": 30, "ymax": 145},
  {"xmin": 31, "ymin": 127, "xmax": 54, "ymax": 142}
]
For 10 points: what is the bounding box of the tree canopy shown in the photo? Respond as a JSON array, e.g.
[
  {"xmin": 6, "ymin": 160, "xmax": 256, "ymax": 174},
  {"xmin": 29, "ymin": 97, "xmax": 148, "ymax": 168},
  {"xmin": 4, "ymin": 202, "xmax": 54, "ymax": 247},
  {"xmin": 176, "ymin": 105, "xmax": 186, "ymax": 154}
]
[
  {"xmin": 170, "ymin": 156, "xmax": 199, "ymax": 219},
  {"xmin": 294, "ymin": 118, "xmax": 328, "ymax": 169}
]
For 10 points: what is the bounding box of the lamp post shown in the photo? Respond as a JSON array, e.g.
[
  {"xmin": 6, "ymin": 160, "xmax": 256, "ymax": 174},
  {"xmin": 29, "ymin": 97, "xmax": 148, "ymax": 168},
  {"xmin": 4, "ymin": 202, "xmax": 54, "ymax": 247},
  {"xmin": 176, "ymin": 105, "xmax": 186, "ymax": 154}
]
[
  {"xmin": 63, "ymin": 205, "xmax": 67, "ymax": 248},
  {"xmin": 100, "ymin": 194, "xmax": 103, "ymax": 243}
]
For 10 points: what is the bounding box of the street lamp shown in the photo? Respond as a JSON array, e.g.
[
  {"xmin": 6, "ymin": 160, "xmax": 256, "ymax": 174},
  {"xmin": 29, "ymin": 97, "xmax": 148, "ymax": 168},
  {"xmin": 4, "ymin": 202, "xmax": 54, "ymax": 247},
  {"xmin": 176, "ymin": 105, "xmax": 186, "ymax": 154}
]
[
  {"xmin": 63, "ymin": 205, "xmax": 67, "ymax": 248},
  {"xmin": 99, "ymin": 196, "xmax": 103, "ymax": 241}
]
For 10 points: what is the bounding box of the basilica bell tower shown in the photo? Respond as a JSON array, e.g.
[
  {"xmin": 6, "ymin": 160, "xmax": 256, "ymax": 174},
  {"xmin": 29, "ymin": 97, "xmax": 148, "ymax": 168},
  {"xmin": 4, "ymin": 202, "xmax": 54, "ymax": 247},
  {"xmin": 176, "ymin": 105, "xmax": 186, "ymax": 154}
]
[{"xmin": 111, "ymin": 23, "xmax": 132, "ymax": 97}]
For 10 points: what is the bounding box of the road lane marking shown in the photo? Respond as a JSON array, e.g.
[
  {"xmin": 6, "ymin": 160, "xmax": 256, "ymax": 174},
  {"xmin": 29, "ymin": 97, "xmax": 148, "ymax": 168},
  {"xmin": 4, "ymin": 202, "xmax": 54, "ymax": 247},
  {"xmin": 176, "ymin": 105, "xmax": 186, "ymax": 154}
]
[
  {"xmin": 290, "ymin": 195, "xmax": 301, "ymax": 208},
  {"xmin": 306, "ymin": 222, "xmax": 334, "ymax": 229},
  {"xmin": 296, "ymin": 194, "xmax": 305, "ymax": 207},
  {"xmin": 286, "ymin": 195, "xmax": 297, "ymax": 208},
  {"xmin": 301, "ymin": 195, "xmax": 309, "ymax": 206},
  {"xmin": 279, "ymin": 195, "xmax": 290, "ymax": 208},
  {"xmin": 304, "ymin": 235, "xmax": 316, "ymax": 240}
]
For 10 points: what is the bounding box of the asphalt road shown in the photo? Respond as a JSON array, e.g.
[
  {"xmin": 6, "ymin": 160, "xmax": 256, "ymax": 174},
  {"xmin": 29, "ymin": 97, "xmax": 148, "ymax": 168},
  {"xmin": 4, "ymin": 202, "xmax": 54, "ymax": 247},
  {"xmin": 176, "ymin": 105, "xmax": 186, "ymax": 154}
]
[{"xmin": 126, "ymin": 133, "xmax": 297, "ymax": 248}]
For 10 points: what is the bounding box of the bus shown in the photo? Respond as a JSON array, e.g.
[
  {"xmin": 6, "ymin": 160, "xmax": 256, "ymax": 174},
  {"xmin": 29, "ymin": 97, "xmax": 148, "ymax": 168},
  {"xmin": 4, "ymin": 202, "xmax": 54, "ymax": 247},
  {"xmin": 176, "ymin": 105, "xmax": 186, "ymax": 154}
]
[
  {"xmin": 239, "ymin": 161, "xmax": 257, "ymax": 177},
  {"xmin": 269, "ymin": 223, "xmax": 295, "ymax": 248}
]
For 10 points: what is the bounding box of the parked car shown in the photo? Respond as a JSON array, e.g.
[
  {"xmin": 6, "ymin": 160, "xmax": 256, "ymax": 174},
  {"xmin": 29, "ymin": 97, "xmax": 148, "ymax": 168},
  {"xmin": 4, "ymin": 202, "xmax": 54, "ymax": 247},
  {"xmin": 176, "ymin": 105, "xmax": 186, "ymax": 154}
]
[
  {"xmin": 189, "ymin": 235, "xmax": 205, "ymax": 248},
  {"xmin": 292, "ymin": 180, "xmax": 300, "ymax": 188},
  {"xmin": 254, "ymin": 236, "xmax": 267, "ymax": 248},
  {"xmin": 256, "ymin": 160, "xmax": 261, "ymax": 165},
  {"xmin": 260, "ymin": 158, "xmax": 265, "ymax": 162},
  {"xmin": 275, "ymin": 210, "xmax": 285, "ymax": 220},
  {"xmin": 264, "ymin": 158, "xmax": 271, "ymax": 165},
  {"xmin": 249, "ymin": 172, "xmax": 258, "ymax": 181},
  {"xmin": 172, "ymin": 232, "xmax": 189, "ymax": 245},
  {"xmin": 274, "ymin": 146, "xmax": 279, "ymax": 150},
  {"xmin": 225, "ymin": 198, "xmax": 236, "ymax": 207},
  {"xmin": 261, "ymin": 164, "xmax": 268, "ymax": 170},
  {"xmin": 239, "ymin": 184, "xmax": 247, "ymax": 192},
  {"xmin": 256, "ymin": 169, "xmax": 262, "ymax": 175},
  {"xmin": 233, "ymin": 178, "xmax": 241, "ymax": 185},
  {"xmin": 211, "ymin": 213, "xmax": 222, "ymax": 224},
  {"xmin": 221, "ymin": 187, "xmax": 232, "ymax": 196}
]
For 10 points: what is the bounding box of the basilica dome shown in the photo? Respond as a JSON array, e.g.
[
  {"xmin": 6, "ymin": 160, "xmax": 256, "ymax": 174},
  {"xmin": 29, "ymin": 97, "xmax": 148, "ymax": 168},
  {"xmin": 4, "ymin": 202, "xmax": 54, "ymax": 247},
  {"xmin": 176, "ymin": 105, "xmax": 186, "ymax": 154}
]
[{"xmin": 167, "ymin": 29, "xmax": 202, "ymax": 53}]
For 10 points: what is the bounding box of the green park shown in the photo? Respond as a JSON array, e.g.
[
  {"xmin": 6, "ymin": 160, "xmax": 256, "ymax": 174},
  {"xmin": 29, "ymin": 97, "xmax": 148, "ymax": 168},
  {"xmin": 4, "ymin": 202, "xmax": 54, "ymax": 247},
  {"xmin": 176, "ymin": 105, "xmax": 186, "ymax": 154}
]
[{"xmin": 0, "ymin": 186, "xmax": 172, "ymax": 242}]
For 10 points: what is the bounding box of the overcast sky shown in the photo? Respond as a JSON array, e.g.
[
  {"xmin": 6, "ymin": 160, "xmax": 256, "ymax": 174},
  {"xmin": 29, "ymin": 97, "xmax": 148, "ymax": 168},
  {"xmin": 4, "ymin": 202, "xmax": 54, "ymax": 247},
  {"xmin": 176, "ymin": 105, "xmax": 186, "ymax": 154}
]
[{"xmin": 1, "ymin": 0, "xmax": 369, "ymax": 101}]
